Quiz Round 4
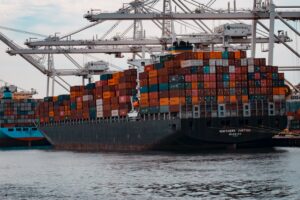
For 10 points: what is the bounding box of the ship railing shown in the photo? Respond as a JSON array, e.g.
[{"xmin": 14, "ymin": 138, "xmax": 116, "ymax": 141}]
[
  {"xmin": 139, "ymin": 99, "xmax": 286, "ymax": 121},
  {"xmin": 39, "ymin": 99, "xmax": 286, "ymax": 126}
]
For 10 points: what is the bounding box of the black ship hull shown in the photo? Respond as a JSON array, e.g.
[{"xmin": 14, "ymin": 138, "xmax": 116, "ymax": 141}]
[
  {"xmin": 39, "ymin": 116, "xmax": 287, "ymax": 152},
  {"xmin": 0, "ymin": 138, "xmax": 50, "ymax": 148}
]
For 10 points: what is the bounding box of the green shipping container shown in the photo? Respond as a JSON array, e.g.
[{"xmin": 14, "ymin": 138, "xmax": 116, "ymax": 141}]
[
  {"xmin": 159, "ymin": 83, "xmax": 169, "ymax": 91},
  {"xmin": 160, "ymin": 106, "xmax": 170, "ymax": 113}
]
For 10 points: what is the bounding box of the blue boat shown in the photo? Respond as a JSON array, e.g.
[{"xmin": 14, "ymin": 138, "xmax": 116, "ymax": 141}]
[{"xmin": 0, "ymin": 127, "xmax": 49, "ymax": 147}]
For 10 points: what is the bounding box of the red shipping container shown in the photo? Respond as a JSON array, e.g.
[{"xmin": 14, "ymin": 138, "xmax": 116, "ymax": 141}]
[
  {"xmin": 119, "ymin": 109, "xmax": 128, "ymax": 117},
  {"xmin": 159, "ymin": 91, "xmax": 169, "ymax": 98},
  {"xmin": 158, "ymin": 76, "xmax": 169, "ymax": 83},
  {"xmin": 192, "ymin": 90, "xmax": 198, "ymax": 96},
  {"xmin": 145, "ymin": 65, "xmax": 154, "ymax": 72},
  {"xmin": 185, "ymin": 75, "xmax": 192, "ymax": 82},
  {"xmin": 197, "ymin": 74, "xmax": 204, "ymax": 82},
  {"xmin": 149, "ymin": 77, "xmax": 158, "ymax": 85},
  {"xmin": 191, "ymin": 75, "xmax": 198, "ymax": 82},
  {"xmin": 209, "ymin": 74, "xmax": 216, "ymax": 82},
  {"xmin": 186, "ymin": 90, "xmax": 192, "ymax": 96},
  {"xmin": 204, "ymin": 75, "xmax": 210, "ymax": 82},
  {"xmin": 149, "ymin": 92, "xmax": 159, "ymax": 99},
  {"xmin": 229, "ymin": 74, "xmax": 235, "ymax": 81},
  {"xmin": 140, "ymin": 79, "xmax": 148, "ymax": 87},
  {"xmin": 210, "ymin": 82, "xmax": 216, "ymax": 89}
]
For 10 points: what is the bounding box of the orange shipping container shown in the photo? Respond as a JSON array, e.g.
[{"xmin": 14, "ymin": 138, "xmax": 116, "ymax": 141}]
[
  {"xmin": 108, "ymin": 79, "xmax": 116, "ymax": 86},
  {"xmin": 113, "ymin": 72, "xmax": 122, "ymax": 79},
  {"xmin": 196, "ymin": 52, "xmax": 203, "ymax": 59},
  {"xmin": 192, "ymin": 82, "xmax": 198, "ymax": 89},
  {"xmin": 218, "ymin": 96, "xmax": 225, "ymax": 103},
  {"xmin": 140, "ymin": 100, "xmax": 149, "ymax": 107},
  {"xmin": 140, "ymin": 93, "xmax": 149, "ymax": 100},
  {"xmin": 230, "ymin": 96, "xmax": 237, "ymax": 103},
  {"xmin": 209, "ymin": 52, "xmax": 216, "ymax": 59},
  {"xmin": 160, "ymin": 98, "xmax": 169, "ymax": 106},
  {"xmin": 192, "ymin": 97, "xmax": 199, "ymax": 105},
  {"xmin": 180, "ymin": 97, "xmax": 186, "ymax": 105},
  {"xmin": 169, "ymin": 97, "xmax": 180, "ymax": 106},
  {"xmin": 149, "ymin": 70, "xmax": 158, "ymax": 78},
  {"xmin": 242, "ymin": 95, "xmax": 249, "ymax": 103},
  {"xmin": 273, "ymin": 88, "xmax": 279, "ymax": 95},
  {"xmin": 103, "ymin": 91, "xmax": 115, "ymax": 99},
  {"xmin": 278, "ymin": 87, "xmax": 286, "ymax": 95},
  {"xmin": 229, "ymin": 81, "xmax": 236, "ymax": 88},
  {"xmin": 234, "ymin": 51, "xmax": 241, "ymax": 59},
  {"xmin": 215, "ymin": 52, "xmax": 222, "ymax": 59}
]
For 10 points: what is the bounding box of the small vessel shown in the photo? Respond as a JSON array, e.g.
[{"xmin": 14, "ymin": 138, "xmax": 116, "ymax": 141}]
[{"xmin": 0, "ymin": 87, "xmax": 49, "ymax": 147}]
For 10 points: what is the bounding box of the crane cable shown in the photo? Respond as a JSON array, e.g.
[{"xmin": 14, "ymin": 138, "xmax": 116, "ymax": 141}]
[{"xmin": 0, "ymin": 25, "xmax": 47, "ymax": 37}]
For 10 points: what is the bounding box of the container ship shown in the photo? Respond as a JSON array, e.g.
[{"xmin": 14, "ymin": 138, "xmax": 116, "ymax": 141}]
[
  {"xmin": 0, "ymin": 87, "xmax": 49, "ymax": 147},
  {"xmin": 36, "ymin": 50, "xmax": 287, "ymax": 151}
]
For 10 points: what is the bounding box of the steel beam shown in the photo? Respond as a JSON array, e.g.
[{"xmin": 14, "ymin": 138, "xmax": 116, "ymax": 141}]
[
  {"xmin": 25, "ymin": 37, "xmax": 288, "ymax": 47},
  {"xmin": 84, "ymin": 12, "xmax": 300, "ymax": 21},
  {"xmin": 8, "ymin": 46, "xmax": 162, "ymax": 55}
]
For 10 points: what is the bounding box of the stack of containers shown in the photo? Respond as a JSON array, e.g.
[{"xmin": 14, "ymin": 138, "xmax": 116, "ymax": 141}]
[
  {"xmin": 83, "ymin": 83, "xmax": 96, "ymax": 119},
  {"xmin": 37, "ymin": 68, "xmax": 137, "ymax": 122},
  {"xmin": 139, "ymin": 50, "xmax": 286, "ymax": 117},
  {"xmin": 0, "ymin": 99, "xmax": 40, "ymax": 127},
  {"xmin": 55, "ymin": 95, "xmax": 71, "ymax": 121},
  {"xmin": 70, "ymin": 86, "xmax": 84, "ymax": 119},
  {"xmin": 36, "ymin": 50, "xmax": 287, "ymax": 122},
  {"xmin": 95, "ymin": 69, "xmax": 137, "ymax": 118},
  {"xmin": 140, "ymin": 57, "xmax": 182, "ymax": 114}
]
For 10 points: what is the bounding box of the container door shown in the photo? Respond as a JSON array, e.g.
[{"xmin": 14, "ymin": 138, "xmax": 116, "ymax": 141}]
[
  {"xmin": 268, "ymin": 102, "xmax": 275, "ymax": 116},
  {"xmin": 218, "ymin": 104, "xmax": 226, "ymax": 118},
  {"xmin": 193, "ymin": 105, "xmax": 200, "ymax": 118},
  {"xmin": 243, "ymin": 103, "xmax": 251, "ymax": 117}
]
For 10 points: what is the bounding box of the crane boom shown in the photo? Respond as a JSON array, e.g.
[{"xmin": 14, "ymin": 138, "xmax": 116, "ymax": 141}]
[{"xmin": 0, "ymin": 32, "xmax": 49, "ymax": 74}]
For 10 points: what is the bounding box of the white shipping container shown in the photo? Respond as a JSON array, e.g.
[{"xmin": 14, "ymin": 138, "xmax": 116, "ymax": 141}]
[
  {"xmin": 96, "ymin": 106, "xmax": 103, "ymax": 112},
  {"xmin": 209, "ymin": 59, "xmax": 216, "ymax": 66},
  {"xmin": 248, "ymin": 65, "xmax": 254, "ymax": 73},
  {"xmin": 210, "ymin": 66, "xmax": 216, "ymax": 73},
  {"xmin": 241, "ymin": 59, "xmax": 248, "ymax": 66},
  {"xmin": 83, "ymin": 95, "xmax": 93, "ymax": 102},
  {"xmin": 96, "ymin": 99, "xmax": 103, "ymax": 106},
  {"xmin": 97, "ymin": 112, "xmax": 104, "ymax": 118},
  {"xmin": 273, "ymin": 95, "xmax": 285, "ymax": 102},
  {"xmin": 216, "ymin": 59, "xmax": 223, "ymax": 66},
  {"xmin": 222, "ymin": 59, "xmax": 229, "ymax": 66},
  {"xmin": 111, "ymin": 110, "xmax": 119, "ymax": 117},
  {"xmin": 229, "ymin": 66, "xmax": 235, "ymax": 73},
  {"xmin": 247, "ymin": 58, "xmax": 254, "ymax": 66},
  {"xmin": 181, "ymin": 60, "xmax": 203, "ymax": 68}
]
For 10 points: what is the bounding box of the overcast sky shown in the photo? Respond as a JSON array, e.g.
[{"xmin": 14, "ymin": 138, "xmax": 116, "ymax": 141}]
[{"xmin": 0, "ymin": 0, "xmax": 299, "ymax": 98}]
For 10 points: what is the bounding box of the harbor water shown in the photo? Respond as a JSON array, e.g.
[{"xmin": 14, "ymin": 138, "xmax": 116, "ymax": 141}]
[{"xmin": 0, "ymin": 148, "xmax": 300, "ymax": 200}]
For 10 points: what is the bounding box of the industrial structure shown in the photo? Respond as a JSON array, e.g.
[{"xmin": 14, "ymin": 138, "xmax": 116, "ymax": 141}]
[{"xmin": 0, "ymin": 0, "xmax": 299, "ymax": 96}]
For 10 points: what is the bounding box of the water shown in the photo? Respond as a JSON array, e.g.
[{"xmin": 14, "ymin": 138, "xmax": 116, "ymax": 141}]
[{"xmin": 0, "ymin": 148, "xmax": 300, "ymax": 200}]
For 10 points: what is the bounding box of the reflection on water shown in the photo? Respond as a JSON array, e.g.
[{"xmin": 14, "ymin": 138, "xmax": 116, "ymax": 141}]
[{"xmin": 0, "ymin": 148, "xmax": 299, "ymax": 200}]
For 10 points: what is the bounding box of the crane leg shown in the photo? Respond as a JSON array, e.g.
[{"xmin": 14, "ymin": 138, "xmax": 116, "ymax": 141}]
[
  {"xmin": 46, "ymin": 75, "xmax": 50, "ymax": 97},
  {"xmin": 51, "ymin": 76, "xmax": 55, "ymax": 96}
]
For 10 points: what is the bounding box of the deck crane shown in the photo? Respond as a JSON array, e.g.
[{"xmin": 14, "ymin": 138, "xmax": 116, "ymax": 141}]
[{"xmin": 1, "ymin": 0, "xmax": 300, "ymax": 96}]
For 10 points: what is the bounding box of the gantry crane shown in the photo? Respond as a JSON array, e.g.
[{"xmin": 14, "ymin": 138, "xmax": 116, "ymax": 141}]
[{"xmin": 0, "ymin": 0, "xmax": 300, "ymax": 96}]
